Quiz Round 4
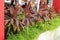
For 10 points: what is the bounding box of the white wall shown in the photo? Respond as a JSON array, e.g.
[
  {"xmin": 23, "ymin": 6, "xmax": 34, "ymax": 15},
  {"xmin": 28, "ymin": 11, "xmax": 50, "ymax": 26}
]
[
  {"xmin": 48, "ymin": 0, "xmax": 53, "ymax": 8},
  {"xmin": 5, "ymin": 0, "xmax": 11, "ymax": 3}
]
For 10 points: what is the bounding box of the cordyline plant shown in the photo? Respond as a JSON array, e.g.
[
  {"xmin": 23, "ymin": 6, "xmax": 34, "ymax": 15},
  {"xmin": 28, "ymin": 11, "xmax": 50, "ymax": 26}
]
[
  {"xmin": 39, "ymin": 3, "xmax": 57, "ymax": 22},
  {"xmin": 4, "ymin": 4, "xmax": 25, "ymax": 38},
  {"xmin": 4, "ymin": 0, "xmax": 33, "ymax": 38},
  {"xmin": 49, "ymin": 6, "xmax": 57, "ymax": 19},
  {"xmin": 38, "ymin": 3, "xmax": 50, "ymax": 22}
]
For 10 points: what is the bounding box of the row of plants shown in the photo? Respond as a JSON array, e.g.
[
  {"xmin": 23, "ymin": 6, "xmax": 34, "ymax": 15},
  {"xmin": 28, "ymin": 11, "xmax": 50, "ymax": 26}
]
[
  {"xmin": 7, "ymin": 16, "xmax": 60, "ymax": 40},
  {"xmin": 4, "ymin": 0, "xmax": 58, "ymax": 39}
]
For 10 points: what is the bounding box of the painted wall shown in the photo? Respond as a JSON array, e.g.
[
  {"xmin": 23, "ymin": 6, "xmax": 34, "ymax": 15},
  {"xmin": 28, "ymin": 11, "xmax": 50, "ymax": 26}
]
[
  {"xmin": 53, "ymin": 0, "xmax": 60, "ymax": 12},
  {"xmin": 0, "ymin": 0, "xmax": 4, "ymax": 40}
]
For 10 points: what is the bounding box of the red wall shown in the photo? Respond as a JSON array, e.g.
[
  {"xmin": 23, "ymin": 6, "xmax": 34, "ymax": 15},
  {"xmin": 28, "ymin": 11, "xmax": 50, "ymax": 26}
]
[
  {"xmin": 53, "ymin": 0, "xmax": 60, "ymax": 12},
  {"xmin": 0, "ymin": 0, "xmax": 4, "ymax": 40}
]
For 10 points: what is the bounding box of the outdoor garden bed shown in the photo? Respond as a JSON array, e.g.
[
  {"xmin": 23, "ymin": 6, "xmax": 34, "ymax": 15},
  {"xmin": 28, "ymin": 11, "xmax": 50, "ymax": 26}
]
[{"xmin": 6, "ymin": 16, "xmax": 60, "ymax": 40}]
